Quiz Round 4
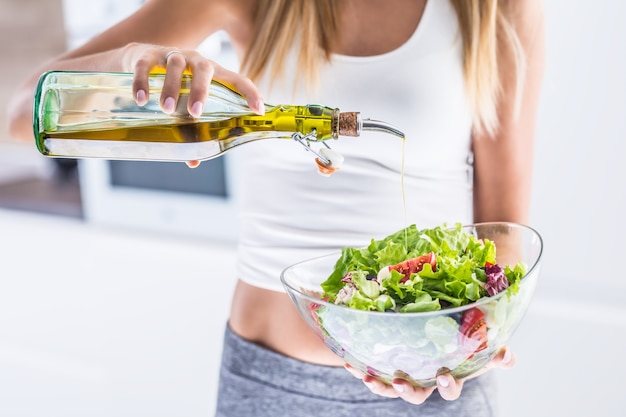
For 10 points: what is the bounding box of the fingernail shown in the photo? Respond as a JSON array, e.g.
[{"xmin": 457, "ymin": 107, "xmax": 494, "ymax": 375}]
[
  {"xmin": 363, "ymin": 381, "xmax": 376, "ymax": 390},
  {"xmin": 255, "ymin": 99, "xmax": 265, "ymax": 115},
  {"xmin": 162, "ymin": 97, "xmax": 176, "ymax": 113},
  {"xmin": 136, "ymin": 89, "xmax": 147, "ymax": 106},
  {"xmin": 392, "ymin": 382, "xmax": 405, "ymax": 393},
  {"xmin": 190, "ymin": 101, "xmax": 204, "ymax": 118},
  {"xmin": 503, "ymin": 348, "xmax": 512, "ymax": 365},
  {"xmin": 437, "ymin": 375, "xmax": 450, "ymax": 388}
]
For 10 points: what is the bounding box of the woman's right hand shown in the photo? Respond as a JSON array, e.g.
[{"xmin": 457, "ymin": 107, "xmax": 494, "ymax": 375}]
[
  {"xmin": 125, "ymin": 43, "xmax": 265, "ymax": 118},
  {"xmin": 122, "ymin": 42, "xmax": 266, "ymax": 168}
]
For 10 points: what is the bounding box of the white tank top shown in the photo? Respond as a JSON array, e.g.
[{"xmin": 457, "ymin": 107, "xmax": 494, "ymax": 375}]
[{"xmin": 235, "ymin": 0, "xmax": 473, "ymax": 292}]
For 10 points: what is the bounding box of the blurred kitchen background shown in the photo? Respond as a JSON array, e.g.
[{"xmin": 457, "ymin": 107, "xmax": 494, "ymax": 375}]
[{"xmin": 0, "ymin": 0, "xmax": 624, "ymax": 416}]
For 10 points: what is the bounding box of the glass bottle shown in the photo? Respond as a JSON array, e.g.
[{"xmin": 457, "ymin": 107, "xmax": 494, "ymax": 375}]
[{"xmin": 33, "ymin": 71, "xmax": 404, "ymax": 169}]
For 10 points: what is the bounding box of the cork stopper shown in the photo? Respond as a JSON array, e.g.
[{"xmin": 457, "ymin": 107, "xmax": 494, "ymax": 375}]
[{"xmin": 337, "ymin": 112, "xmax": 361, "ymax": 137}]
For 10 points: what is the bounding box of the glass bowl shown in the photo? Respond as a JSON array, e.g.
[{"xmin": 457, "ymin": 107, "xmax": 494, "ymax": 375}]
[{"xmin": 280, "ymin": 222, "xmax": 543, "ymax": 387}]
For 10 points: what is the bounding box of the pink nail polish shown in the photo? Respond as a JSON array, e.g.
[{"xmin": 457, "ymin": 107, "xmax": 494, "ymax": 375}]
[
  {"xmin": 136, "ymin": 89, "xmax": 147, "ymax": 105},
  {"xmin": 503, "ymin": 348, "xmax": 512, "ymax": 365},
  {"xmin": 437, "ymin": 375, "xmax": 450, "ymax": 388},
  {"xmin": 255, "ymin": 99, "xmax": 265, "ymax": 115},
  {"xmin": 190, "ymin": 101, "xmax": 203, "ymax": 118},
  {"xmin": 163, "ymin": 97, "xmax": 175, "ymax": 114}
]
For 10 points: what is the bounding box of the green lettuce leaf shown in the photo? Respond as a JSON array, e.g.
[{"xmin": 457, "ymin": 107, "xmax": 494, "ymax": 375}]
[{"xmin": 321, "ymin": 223, "xmax": 527, "ymax": 313}]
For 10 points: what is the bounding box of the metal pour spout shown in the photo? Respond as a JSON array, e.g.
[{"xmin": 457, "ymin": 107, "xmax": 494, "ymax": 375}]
[{"xmin": 361, "ymin": 118, "xmax": 405, "ymax": 138}]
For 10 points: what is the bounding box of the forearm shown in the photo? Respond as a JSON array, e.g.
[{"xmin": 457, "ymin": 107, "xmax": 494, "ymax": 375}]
[
  {"xmin": 472, "ymin": 149, "xmax": 534, "ymax": 225},
  {"xmin": 473, "ymin": 0, "xmax": 546, "ymax": 225}
]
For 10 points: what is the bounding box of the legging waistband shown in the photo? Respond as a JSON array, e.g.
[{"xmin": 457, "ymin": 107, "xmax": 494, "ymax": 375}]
[{"xmin": 218, "ymin": 324, "xmax": 379, "ymax": 402}]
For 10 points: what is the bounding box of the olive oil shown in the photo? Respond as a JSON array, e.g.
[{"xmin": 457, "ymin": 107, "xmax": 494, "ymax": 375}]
[
  {"xmin": 401, "ymin": 136, "xmax": 408, "ymax": 247},
  {"xmin": 42, "ymin": 104, "xmax": 337, "ymax": 144},
  {"xmin": 34, "ymin": 71, "xmax": 404, "ymax": 164},
  {"xmin": 39, "ymin": 104, "xmax": 344, "ymax": 161}
]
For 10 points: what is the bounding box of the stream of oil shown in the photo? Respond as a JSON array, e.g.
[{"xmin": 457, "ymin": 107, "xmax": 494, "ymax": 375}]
[{"xmin": 401, "ymin": 136, "xmax": 408, "ymax": 249}]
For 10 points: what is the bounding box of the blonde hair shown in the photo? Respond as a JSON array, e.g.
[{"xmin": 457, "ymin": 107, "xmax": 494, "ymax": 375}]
[
  {"xmin": 449, "ymin": 0, "xmax": 526, "ymax": 137},
  {"xmin": 241, "ymin": 0, "xmax": 338, "ymax": 92},
  {"xmin": 241, "ymin": 0, "xmax": 525, "ymax": 137}
]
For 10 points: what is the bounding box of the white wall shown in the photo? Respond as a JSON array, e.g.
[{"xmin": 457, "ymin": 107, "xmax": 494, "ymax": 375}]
[
  {"xmin": 61, "ymin": 0, "xmax": 145, "ymax": 49},
  {"xmin": 529, "ymin": 1, "xmax": 626, "ymax": 291}
]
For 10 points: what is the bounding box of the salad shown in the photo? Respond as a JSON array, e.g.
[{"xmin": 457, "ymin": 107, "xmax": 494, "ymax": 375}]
[
  {"xmin": 306, "ymin": 223, "xmax": 533, "ymax": 383},
  {"xmin": 321, "ymin": 223, "xmax": 527, "ymax": 313}
]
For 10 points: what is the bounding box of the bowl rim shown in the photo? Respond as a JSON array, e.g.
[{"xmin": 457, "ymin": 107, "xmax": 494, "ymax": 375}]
[{"xmin": 280, "ymin": 221, "xmax": 544, "ymax": 318}]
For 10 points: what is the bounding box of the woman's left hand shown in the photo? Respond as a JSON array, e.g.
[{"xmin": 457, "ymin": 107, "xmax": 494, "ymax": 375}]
[{"xmin": 344, "ymin": 345, "xmax": 516, "ymax": 404}]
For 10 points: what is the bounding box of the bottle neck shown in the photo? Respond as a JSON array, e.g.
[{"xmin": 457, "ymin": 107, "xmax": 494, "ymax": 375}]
[{"xmin": 336, "ymin": 111, "xmax": 405, "ymax": 139}]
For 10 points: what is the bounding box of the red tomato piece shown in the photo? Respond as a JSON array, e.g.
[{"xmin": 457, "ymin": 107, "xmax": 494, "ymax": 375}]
[
  {"xmin": 459, "ymin": 307, "xmax": 488, "ymax": 356},
  {"xmin": 389, "ymin": 252, "xmax": 437, "ymax": 283}
]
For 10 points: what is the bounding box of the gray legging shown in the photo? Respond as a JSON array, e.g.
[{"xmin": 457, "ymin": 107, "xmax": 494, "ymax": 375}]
[{"xmin": 215, "ymin": 325, "xmax": 498, "ymax": 417}]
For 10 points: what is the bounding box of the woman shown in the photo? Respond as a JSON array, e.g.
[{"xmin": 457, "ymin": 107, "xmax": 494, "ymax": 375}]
[{"xmin": 8, "ymin": 0, "xmax": 545, "ymax": 415}]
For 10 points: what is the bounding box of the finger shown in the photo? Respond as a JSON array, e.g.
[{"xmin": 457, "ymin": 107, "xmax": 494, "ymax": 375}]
[
  {"xmin": 344, "ymin": 365, "xmax": 401, "ymax": 399},
  {"xmin": 436, "ymin": 373, "xmax": 464, "ymax": 401},
  {"xmin": 186, "ymin": 160, "xmax": 201, "ymax": 168},
  {"xmin": 186, "ymin": 56, "xmax": 215, "ymax": 118},
  {"xmin": 362, "ymin": 374, "xmax": 400, "ymax": 399},
  {"xmin": 475, "ymin": 346, "xmax": 516, "ymax": 377},
  {"xmin": 491, "ymin": 345, "xmax": 516, "ymax": 370},
  {"xmin": 132, "ymin": 47, "xmax": 161, "ymax": 106},
  {"xmin": 343, "ymin": 363, "xmax": 365, "ymax": 379},
  {"xmin": 213, "ymin": 66, "xmax": 265, "ymax": 115},
  {"xmin": 160, "ymin": 50, "xmax": 187, "ymax": 114},
  {"xmin": 458, "ymin": 346, "xmax": 518, "ymax": 383},
  {"xmin": 391, "ymin": 378, "xmax": 436, "ymax": 405}
]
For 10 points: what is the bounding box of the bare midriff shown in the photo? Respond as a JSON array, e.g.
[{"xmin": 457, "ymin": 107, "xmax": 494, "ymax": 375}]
[{"xmin": 228, "ymin": 279, "xmax": 345, "ymax": 366}]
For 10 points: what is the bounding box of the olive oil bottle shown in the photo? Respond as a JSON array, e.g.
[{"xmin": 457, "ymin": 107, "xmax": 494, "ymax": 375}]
[{"xmin": 34, "ymin": 71, "xmax": 403, "ymax": 166}]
